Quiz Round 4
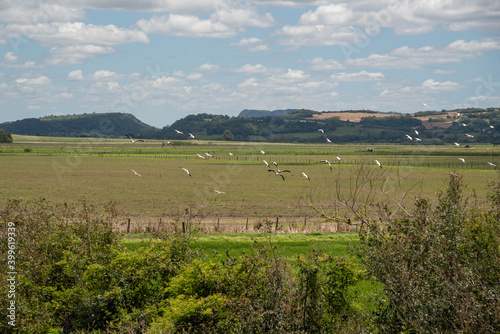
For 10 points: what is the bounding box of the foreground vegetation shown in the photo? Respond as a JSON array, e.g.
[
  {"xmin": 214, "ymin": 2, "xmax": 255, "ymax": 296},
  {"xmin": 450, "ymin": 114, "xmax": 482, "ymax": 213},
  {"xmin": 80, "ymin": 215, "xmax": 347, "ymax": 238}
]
[{"xmin": 1, "ymin": 172, "xmax": 499, "ymax": 333}]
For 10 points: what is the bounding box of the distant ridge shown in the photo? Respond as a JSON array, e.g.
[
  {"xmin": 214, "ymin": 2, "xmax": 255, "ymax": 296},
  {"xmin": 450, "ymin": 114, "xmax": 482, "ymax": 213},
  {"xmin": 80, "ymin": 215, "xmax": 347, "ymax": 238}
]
[
  {"xmin": 238, "ymin": 109, "xmax": 296, "ymax": 117},
  {"xmin": 0, "ymin": 112, "xmax": 157, "ymax": 137}
]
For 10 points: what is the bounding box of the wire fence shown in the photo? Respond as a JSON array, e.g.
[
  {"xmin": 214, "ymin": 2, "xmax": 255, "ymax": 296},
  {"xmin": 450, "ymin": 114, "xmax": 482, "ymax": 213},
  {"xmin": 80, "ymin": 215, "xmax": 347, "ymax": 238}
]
[
  {"xmin": 116, "ymin": 216, "xmax": 359, "ymax": 235},
  {"xmin": 3, "ymin": 150, "xmax": 497, "ymax": 170}
]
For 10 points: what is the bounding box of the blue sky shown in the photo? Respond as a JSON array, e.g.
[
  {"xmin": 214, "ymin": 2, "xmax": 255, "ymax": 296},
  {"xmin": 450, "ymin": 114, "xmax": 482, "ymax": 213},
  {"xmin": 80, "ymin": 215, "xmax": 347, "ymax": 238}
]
[{"xmin": 0, "ymin": 0, "xmax": 499, "ymax": 127}]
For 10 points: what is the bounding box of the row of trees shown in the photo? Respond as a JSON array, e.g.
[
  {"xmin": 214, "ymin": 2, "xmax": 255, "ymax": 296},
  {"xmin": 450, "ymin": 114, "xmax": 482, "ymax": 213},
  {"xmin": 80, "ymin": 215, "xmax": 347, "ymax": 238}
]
[{"xmin": 153, "ymin": 108, "xmax": 500, "ymax": 144}]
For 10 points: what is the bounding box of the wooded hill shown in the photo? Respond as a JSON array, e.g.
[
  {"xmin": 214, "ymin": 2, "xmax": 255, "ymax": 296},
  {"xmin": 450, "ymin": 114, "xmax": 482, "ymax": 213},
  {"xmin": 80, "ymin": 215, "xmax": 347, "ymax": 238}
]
[
  {"xmin": 0, "ymin": 112, "xmax": 156, "ymax": 138},
  {"xmin": 2, "ymin": 108, "xmax": 500, "ymax": 144},
  {"xmin": 158, "ymin": 108, "xmax": 500, "ymax": 144}
]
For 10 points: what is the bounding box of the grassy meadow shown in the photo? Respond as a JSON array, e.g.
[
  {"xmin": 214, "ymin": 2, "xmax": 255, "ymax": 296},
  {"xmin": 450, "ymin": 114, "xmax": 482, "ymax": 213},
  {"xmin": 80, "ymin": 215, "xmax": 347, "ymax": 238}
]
[{"xmin": 1, "ymin": 135, "xmax": 499, "ymax": 231}]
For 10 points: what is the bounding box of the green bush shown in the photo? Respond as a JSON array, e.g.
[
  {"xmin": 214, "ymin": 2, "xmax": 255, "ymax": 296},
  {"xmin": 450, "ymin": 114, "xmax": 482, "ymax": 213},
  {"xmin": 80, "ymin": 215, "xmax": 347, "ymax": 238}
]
[{"xmin": 357, "ymin": 172, "xmax": 500, "ymax": 333}]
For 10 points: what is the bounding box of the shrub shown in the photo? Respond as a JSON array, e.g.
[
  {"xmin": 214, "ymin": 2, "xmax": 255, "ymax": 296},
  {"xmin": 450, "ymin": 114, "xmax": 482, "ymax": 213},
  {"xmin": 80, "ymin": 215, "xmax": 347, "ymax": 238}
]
[{"xmin": 357, "ymin": 172, "xmax": 500, "ymax": 333}]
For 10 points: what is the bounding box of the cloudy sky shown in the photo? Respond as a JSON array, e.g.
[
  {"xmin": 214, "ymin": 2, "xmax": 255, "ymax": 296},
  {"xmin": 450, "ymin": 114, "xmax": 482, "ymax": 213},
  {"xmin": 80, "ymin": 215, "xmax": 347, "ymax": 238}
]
[{"xmin": 1, "ymin": 0, "xmax": 499, "ymax": 127}]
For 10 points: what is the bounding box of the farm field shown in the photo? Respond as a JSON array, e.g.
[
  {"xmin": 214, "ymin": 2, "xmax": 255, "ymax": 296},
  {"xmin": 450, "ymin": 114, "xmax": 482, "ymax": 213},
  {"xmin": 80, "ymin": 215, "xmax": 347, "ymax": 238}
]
[{"xmin": 1, "ymin": 135, "xmax": 499, "ymax": 231}]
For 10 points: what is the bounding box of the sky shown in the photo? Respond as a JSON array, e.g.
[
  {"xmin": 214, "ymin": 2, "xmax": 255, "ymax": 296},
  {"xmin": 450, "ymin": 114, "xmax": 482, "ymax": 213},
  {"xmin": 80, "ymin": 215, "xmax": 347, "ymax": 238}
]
[{"xmin": 0, "ymin": 0, "xmax": 499, "ymax": 128}]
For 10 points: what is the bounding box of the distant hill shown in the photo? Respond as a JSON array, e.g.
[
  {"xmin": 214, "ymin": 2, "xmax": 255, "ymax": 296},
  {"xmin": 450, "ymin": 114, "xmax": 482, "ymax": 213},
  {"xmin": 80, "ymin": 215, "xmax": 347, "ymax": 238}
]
[
  {"xmin": 238, "ymin": 109, "xmax": 296, "ymax": 117},
  {"xmin": 0, "ymin": 112, "xmax": 157, "ymax": 138}
]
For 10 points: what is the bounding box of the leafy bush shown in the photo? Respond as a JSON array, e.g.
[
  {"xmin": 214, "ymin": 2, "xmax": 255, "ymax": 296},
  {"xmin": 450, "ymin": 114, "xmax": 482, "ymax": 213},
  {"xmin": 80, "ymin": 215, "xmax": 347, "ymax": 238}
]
[{"xmin": 357, "ymin": 172, "xmax": 500, "ymax": 333}]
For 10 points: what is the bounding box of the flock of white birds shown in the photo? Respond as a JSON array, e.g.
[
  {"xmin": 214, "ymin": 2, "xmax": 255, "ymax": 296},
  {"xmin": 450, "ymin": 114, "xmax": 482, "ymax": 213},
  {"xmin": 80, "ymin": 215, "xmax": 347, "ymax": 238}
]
[{"xmin": 125, "ymin": 119, "xmax": 498, "ymax": 192}]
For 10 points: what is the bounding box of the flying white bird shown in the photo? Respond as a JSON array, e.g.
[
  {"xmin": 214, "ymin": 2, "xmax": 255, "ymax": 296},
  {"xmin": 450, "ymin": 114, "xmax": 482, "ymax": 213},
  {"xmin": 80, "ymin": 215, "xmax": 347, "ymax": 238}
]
[
  {"xmin": 336, "ymin": 155, "xmax": 341, "ymax": 161},
  {"xmin": 320, "ymin": 160, "xmax": 332, "ymax": 171},
  {"xmin": 268, "ymin": 169, "xmax": 285, "ymax": 181},
  {"xmin": 260, "ymin": 150, "xmax": 266, "ymax": 155},
  {"xmin": 457, "ymin": 112, "xmax": 461, "ymax": 117},
  {"xmin": 458, "ymin": 158, "xmax": 466, "ymax": 164},
  {"xmin": 196, "ymin": 154, "xmax": 206, "ymax": 159},
  {"xmin": 415, "ymin": 137, "xmax": 422, "ymax": 142},
  {"xmin": 422, "ymin": 102, "xmax": 429, "ymax": 108},
  {"xmin": 263, "ymin": 160, "xmax": 270, "ymax": 167},
  {"xmin": 374, "ymin": 159, "xmax": 382, "ymax": 168},
  {"xmin": 204, "ymin": 152, "xmax": 214, "ymax": 158},
  {"xmin": 454, "ymin": 142, "xmax": 461, "ymax": 147},
  {"xmin": 487, "ymin": 162, "xmax": 497, "ymax": 168},
  {"xmin": 405, "ymin": 134, "xmax": 413, "ymax": 140},
  {"xmin": 414, "ymin": 130, "xmax": 419, "ymax": 135},
  {"xmin": 461, "ymin": 123, "xmax": 467, "ymax": 127},
  {"xmin": 301, "ymin": 171, "xmax": 310, "ymax": 180},
  {"xmin": 180, "ymin": 167, "xmax": 191, "ymax": 176},
  {"xmin": 318, "ymin": 129, "xmax": 324, "ymax": 133},
  {"xmin": 174, "ymin": 129, "xmax": 183, "ymax": 134},
  {"xmin": 214, "ymin": 190, "xmax": 226, "ymax": 194},
  {"xmin": 465, "ymin": 134, "xmax": 474, "ymax": 138},
  {"xmin": 125, "ymin": 135, "xmax": 144, "ymax": 143},
  {"xmin": 326, "ymin": 138, "xmax": 332, "ymax": 143},
  {"xmin": 162, "ymin": 141, "xmax": 175, "ymax": 148},
  {"xmin": 188, "ymin": 133, "xmax": 196, "ymax": 139},
  {"xmin": 490, "ymin": 125, "xmax": 495, "ymax": 129},
  {"xmin": 228, "ymin": 152, "xmax": 234, "ymax": 156},
  {"xmin": 131, "ymin": 169, "xmax": 142, "ymax": 177}
]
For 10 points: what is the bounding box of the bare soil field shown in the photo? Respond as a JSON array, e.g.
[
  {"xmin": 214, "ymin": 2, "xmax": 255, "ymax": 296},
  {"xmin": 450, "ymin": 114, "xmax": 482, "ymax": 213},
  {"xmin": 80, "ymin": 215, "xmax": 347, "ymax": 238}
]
[{"xmin": 310, "ymin": 112, "xmax": 396, "ymax": 122}]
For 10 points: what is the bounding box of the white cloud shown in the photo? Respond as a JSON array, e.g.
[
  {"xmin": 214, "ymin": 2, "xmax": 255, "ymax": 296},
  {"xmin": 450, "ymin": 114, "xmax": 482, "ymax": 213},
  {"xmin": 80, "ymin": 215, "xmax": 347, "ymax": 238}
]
[
  {"xmin": 230, "ymin": 37, "xmax": 270, "ymax": 52},
  {"xmin": 15, "ymin": 75, "xmax": 52, "ymax": 86},
  {"xmin": 434, "ymin": 69, "xmax": 456, "ymax": 75},
  {"xmin": 0, "ymin": 2, "xmax": 85, "ymax": 24},
  {"xmin": 277, "ymin": 24, "xmax": 364, "ymax": 47},
  {"xmin": 93, "ymin": 70, "xmax": 120, "ymax": 80},
  {"xmin": 212, "ymin": 7, "xmax": 274, "ymax": 28},
  {"xmin": 0, "ymin": 22, "xmax": 149, "ymax": 46},
  {"xmin": 67, "ymin": 69, "xmax": 84, "ymax": 80},
  {"xmin": 234, "ymin": 64, "xmax": 268, "ymax": 74},
  {"xmin": 299, "ymin": 4, "xmax": 354, "ymax": 25},
  {"xmin": 0, "ymin": 52, "xmax": 37, "ymax": 68},
  {"xmin": 197, "ymin": 63, "xmax": 221, "ymax": 72},
  {"xmin": 186, "ymin": 73, "xmax": 204, "ymax": 80},
  {"xmin": 345, "ymin": 37, "xmax": 500, "ymax": 69},
  {"xmin": 331, "ymin": 71, "xmax": 385, "ymax": 81},
  {"xmin": 421, "ymin": 79, "xmax": 460, "ymax": 91},
  {"xmin": 47, "ymin": 45, "xmax": 115, "ymax": 65},
  {"xmin": 135, "ymin": 14, "xmax": 235, "ymax": 38},
  {"xmin": 307, "ymin": 57, "xmax": 345, "ymax": 70}
]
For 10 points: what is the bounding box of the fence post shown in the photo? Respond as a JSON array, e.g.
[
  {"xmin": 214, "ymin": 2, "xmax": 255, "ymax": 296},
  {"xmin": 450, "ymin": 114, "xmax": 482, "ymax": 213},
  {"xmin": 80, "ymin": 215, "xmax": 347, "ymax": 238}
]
[
  {"xmin": 158, "ymin": 218, "xmax": 162, "ymax": 231},
  {"xmin": 246, "ymin": 218, "xmax": 249, "ymax": 230},
  {"xmin": 182, "ymin": 221, "xmax": 186, "ymax": 233},
  {"xmin": 127, "ymin": 218, "xmax": 131, "ymax": 233},
  {"xmin": 303, "ymin": 217, "xmax": 307, "ymax": 230},
  {"xmin": 275, "ymin": 217, "xmax": 279, "ymax": 231}
]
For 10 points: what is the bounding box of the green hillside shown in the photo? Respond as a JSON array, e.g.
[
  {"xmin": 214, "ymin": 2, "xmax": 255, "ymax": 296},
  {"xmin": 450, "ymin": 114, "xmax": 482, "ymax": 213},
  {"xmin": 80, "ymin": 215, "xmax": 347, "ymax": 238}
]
[{"xmin": 0, "ymin": 112, "xmax": 157, "ymax": 138}]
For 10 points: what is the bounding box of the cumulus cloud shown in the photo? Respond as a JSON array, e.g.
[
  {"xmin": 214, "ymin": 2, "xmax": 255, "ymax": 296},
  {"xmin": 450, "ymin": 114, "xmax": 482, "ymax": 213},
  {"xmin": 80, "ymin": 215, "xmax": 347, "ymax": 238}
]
[
  {"xmin": 230, "ymin": 37, "xmax": 270, "ymax": 52},
  {"xmin": 345, "ymin": 37, "xmax": 500, "ymax": 69},
  {"xmin": 331, "ymin": 71, "xmax": 385, "ymax": 81},
  {"xmin": 277, "ymin": 24, "xmax": 365, "ymax": 47},
  {"xmin": 234, "ymin": 64, "xmax": 268, "ymax": 74},
  {"xmin": 67, "ymin": 69, "xmax": 84, "ymax": 80},
  {"xmin": 136, "ymin": 14, "xmax": 234, "ymax": 38},
  {"xmin": 307, "ymin": 57, "xmax": 345, "ymax": 70},
  {"xmin": 197, "ymin": 63, "xmax": 221, "ymax": 72},
  {"xmin": 0, "ymin": 52, "xmax": 37, "ymax": 68},
  {"xmin": 47, "ymin": 45, "xmax": 115, "ymax": 65},
  {"xmin": 421, "ymin": 79, "xmax": 460, "ymax": 91},
  {"xmin": 0, "ymin": 22, "xmax": 149, "ymax": 46}
]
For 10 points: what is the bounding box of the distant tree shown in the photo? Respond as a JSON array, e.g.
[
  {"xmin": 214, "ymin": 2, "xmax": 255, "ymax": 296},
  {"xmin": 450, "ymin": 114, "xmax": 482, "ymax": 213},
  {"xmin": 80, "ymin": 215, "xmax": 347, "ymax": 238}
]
[
  {"xmin": 0, "ymin": 129, "xmax": 13, "ymax": 143},
  {"xmin": 222, "ymin": 129, "xmax": 234, "ymax": 141}
]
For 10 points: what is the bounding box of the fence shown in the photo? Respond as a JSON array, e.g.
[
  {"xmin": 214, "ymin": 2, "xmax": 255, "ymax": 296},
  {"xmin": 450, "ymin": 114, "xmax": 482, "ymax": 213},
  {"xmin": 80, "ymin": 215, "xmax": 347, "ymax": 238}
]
[
  {"xmin": 117, "ymin": 216, "xmax": 359, "ymax": 235},
  {"xmin": 4, "ymin": 149, "xmax": 497, "ymax": 170}
]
